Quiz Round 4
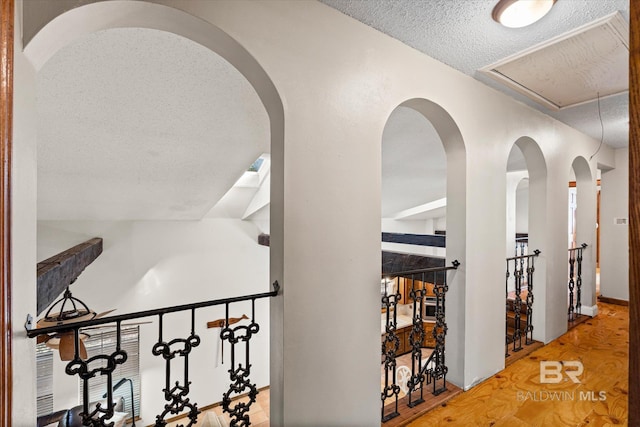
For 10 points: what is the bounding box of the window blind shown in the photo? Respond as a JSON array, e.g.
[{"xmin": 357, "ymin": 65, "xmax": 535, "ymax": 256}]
[{"xmin": 36, "ymin": 343, "xmax": 54, "ymax": 417}]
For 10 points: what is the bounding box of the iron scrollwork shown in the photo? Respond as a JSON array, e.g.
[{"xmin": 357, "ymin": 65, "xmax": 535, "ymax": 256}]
[
  {"xmin": 568, "ymin": 244, "xmax": 588, "ymax": 321},
  {"xmin": 65, "ymin": 327, "xmax": 128, "ymax": 427},
  {"xmin": 220, "ymin": 299, "xmax": 261, "ymax": 427},
  {"xmin": 152, "ymin": 311, "xmax": 201, "ymax": 427},
  {"xmin": 381, "ymin": 277, "xmax": 401, "ymax": 422}
]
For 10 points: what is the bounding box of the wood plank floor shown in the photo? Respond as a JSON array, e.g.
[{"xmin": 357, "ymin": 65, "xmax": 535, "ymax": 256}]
[{"xmin": 408, "ymin": 302, "xmax": 629, "ymax": 426}]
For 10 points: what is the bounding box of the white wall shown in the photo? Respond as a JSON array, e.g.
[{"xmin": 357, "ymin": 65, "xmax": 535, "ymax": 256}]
[
  {"xmin": 38, "ymin": 219, "xmax": 270, "ymax": 425},
  {"xmin": 515, "ymin": 182, "xmax": 529, "ymax": 235},
  {"xmin": 506, "ymin": 171, "xmax": 528, "ymax": 258},
  {"xmin": 12, "ymin": 3, "xmax": 38, "ymax": 425},
  {"xmin": 600, "ymin": 147, "xmax": 629, "ymax": 301}
]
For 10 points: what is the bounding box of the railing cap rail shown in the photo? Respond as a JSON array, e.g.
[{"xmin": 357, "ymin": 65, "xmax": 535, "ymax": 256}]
[
  {"xmin": 506, "ymin": 249, "xmax": 541, "ymax": 261},
  {"xmin": 568, "ymin": 243, "xmax": 589, "ymax": 251},
  {"xmin": 381, "ymin": 260, "xmax": 460, "ymax": 279},
  {"xmin": 25, "ymin": 281, "xmax": 280, "ymax": 337}
]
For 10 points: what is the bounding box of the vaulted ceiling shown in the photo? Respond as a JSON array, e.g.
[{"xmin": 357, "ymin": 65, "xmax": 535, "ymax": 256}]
[{"xmin": 37, "ymin": 28, "xmax": 269, "ymax": 220}]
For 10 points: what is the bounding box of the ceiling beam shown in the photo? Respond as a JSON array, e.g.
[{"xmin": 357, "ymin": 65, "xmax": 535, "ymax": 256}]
[{"xmin": 37, "ymin": 238, "xmax": 103, "ymax": 315}]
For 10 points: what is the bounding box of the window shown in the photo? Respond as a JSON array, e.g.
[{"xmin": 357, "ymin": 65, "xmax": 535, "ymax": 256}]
[
  {"xmin": 36, "ymin": 343, "xmax": 54, "ymax": 417},
  {"xmin": 247, "ymin": 157, "xmax": 264, "ymax": 172},
  {"xmin": 79, "ymin": 326, "xmax": 141, "ymax": 420}
]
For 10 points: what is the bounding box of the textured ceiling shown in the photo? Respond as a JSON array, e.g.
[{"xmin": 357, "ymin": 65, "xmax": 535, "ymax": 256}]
[
  {"xmin": 320, "ymin": 0, "xmax": 630, "ymax": 148},
  {"xmin": 37, "ymin": 28, "xmax": 269, "ymax": 220}
]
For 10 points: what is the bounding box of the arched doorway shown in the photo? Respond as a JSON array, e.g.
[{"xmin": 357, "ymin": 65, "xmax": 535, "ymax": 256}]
[
  {"xmin": 568, "ymin": 156, "xmax": 597, "ymax": 321},
  {"xmin": 380, "ymin": 98, "xmax": 465, "ymax": 420},
  {"xmin": 15, "ymin": 2, "xmax": 284, "ymax": 425},
  {"xmin": 505, "ymin": 137, "xmax": 547, "ymax": 350}
]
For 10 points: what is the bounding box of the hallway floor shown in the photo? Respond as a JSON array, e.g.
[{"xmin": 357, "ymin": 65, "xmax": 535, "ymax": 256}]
[{"xmin": 408, "ymin": 302, "xmax": 629, "ymax": 426}]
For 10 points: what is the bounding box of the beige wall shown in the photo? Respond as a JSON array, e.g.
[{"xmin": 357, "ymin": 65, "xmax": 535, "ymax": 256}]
[{"xmin": 600, "ymin": 147, "xmax": 630, "ymax": 301}]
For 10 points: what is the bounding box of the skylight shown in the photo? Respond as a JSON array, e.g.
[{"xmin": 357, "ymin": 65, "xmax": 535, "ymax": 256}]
[{"xmin": 248, "ymin": 157, "xmax": 264, "ymax": 172}]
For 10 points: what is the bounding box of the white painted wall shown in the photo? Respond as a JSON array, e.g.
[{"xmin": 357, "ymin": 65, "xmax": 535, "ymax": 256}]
[
  {"xmin": 37, "ymin": 219, "xmax": 270, "ymax": 425},
  {"xmin": 506, "ymin": 171, "xmax": 528, "ymax": 258},
  {"xmin": 515, "ymin": 182, "xmax": 529, "ymax": 235},
  {"xmin": 13, "ymin": 1, "xmax": 620, "ymax": 425},
  {"xmin": 11, "ymin": 3, "xmax": 38, "ymax": 425},
  {"xmin": 600, "ymin": 147, "xmax": 629, "ymax": 301}
]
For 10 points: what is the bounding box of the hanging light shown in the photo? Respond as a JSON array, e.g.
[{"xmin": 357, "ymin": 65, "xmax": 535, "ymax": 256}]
[{"xmin": 492, "ymin": 0, "xmax": 556, "ymax": 28}]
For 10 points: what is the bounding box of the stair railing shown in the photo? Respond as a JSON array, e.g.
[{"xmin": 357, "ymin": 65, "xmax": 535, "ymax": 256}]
[
  {"xmin": 505, "ymin": 250, "xmax": 540, "ymax": 357},
  {"xmin": 26, "ymin": 282, "xmax": 279, "ymax": 427},
  {"xmin": 381, "ymin": 260, "xmax": 459, "ymax": 423},
  {"xmin": 568, "ymin": 243, "xmax": 588, "ymax": 321}
]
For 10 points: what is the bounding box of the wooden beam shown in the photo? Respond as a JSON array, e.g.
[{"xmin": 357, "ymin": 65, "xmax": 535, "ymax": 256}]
[
  {"xmin": 629, "ymin": 1, "xmax": 640, "ymax": 424},
  {"xmin": 37, "ymin": 238, "xmax": 103, "ymax": 315},
  {"xmin": 258, "ymin": 233, "xmax": 270, "ymax": 247},
  {"xmin": 0, "ymin": 0, "xmax": 13, "ymax": 424},
  {"xmin": 381, "ymin": 232, "xmax": 446, "ymax": 248}
]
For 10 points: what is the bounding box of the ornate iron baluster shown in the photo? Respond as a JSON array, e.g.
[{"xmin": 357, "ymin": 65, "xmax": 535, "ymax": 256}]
[
  {"xmin": 575, "ymin": 244, "xmax": 585, "ymax": 316},
  {"xmin": 221, "ymin": 299, "xmax": 261, "ymax": 427},
  {"xmin": 407, "ymin": 273, "xmax": 426, "ymax": 408},
  {"xmin": 568, "ymin": 243, "xmax": 588, "ymax": 321},
  {"xmin": 429, "ymin": 273, "xmax": 448, "ymax": 395},
  {"xmin": 525, "ymin": 250, "xmax": 540, "ymax": 345},
  {"xmin": 568, "ymin": 251, "xmax": 576, "ymax": 321},
  {"xmin": 381, "ymin": 277, "xmax": 401, "ymax": 422},
  {"xmin": 512, "ymin": 258, "xmax": 523, "ymax": 352},
  {"xmin": 152, "ymin": 309, "xmax": 201, "ymax": 426},
  {"xmin": 505, "ymin": 261, "xmax": 511, "ymax": 358},
  {"xmin": 65, "ymin": 324, "xmax": 128, "ymax": 426}
]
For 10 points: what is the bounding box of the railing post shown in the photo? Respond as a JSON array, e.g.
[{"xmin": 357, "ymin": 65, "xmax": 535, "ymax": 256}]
[
  {"xmin": 430, "ymin": 276, "xmax": 449, "ymax": 395},
  {"xmin": 505, "ymin": 262, "xmax": 511, "ymax": 358},
  {"xmin": 407, "ymin": 273, "xmax": 426, "ymax": 408},
  {"xmin": 568, "ymin": 244, "xmax": 588, "ymax": 321},
  {"xmin": 381, "ymin": 278, "xmax": 401, "ymax": 422},
  {"xmin": 525, "ymin": 253, "xmax": 537, "ymax": 344}
]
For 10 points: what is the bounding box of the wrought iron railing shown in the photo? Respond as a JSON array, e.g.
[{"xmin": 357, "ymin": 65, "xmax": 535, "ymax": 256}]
[
  {"xmin": 380, "ymin": 261, "xmax": 459, "ymax": 423},
  {"xmin": 568, "ymin": 243, "xmax": 588, "ymax": 321},
  {"xmin": 26, "ymin": 282, "xmax": 279, "ymax": 427},
  {"xmin": 505, "ymin": 250, "xmax": 540, "ymax": 357},
  {"xmin": 515, "ymin": 236, "xmax": 528, "ymax": 257}
]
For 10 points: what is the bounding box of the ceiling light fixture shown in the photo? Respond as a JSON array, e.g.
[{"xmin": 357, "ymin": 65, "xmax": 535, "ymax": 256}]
[{"xmin": 492, "ymin": 0, "xmax": 556, "ymax": 28}]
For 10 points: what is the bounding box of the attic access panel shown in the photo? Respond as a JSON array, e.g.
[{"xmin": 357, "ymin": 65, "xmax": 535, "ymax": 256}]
[{"xmin": 480, "ymin": 11, "xmax": 629, "ymax": 110}]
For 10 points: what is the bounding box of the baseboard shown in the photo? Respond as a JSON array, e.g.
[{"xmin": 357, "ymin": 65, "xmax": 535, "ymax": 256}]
[
  {"xmin": 580, "ymin": 304, "xmax": 598, "ymax": 317},
  {"xmin": 598, "ymin": 295, "xmax": 629, "ymax": 306}
]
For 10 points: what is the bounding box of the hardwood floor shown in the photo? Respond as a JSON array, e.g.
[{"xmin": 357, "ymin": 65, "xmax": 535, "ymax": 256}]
[{"xmin": 408, "ymin": 302, "xmax": 629, "ymax": 426}]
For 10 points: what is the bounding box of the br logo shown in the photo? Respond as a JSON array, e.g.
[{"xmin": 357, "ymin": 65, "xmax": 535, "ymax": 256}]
[{"xmin": 540, "ymin": 361, "xmax": 583, "ymax": 384}]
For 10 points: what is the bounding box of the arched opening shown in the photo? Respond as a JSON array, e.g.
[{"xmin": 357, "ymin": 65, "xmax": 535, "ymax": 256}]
[
  {"xmin": 379, "ymin": 98, "xmax": 466, "ymax": 420},
  {"xmin": 20, "ymin": 2, "xmax": 284, "ymax": 425},
  {"xmin": 505, "ymin": 137, "xmax": 547, "ymax": 358},
  {"xmin": 568, "ymin": 156, "xmax": 597, "ymax": 324}
]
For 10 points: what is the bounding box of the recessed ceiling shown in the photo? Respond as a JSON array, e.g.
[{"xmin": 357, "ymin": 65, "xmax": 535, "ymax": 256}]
[
  {"xmin": 37, "ymin": 27, "xmax": 269, "ymax": 221},
  {"xmin": 481, "ymin": 12, "xmax": 629, "ymax": 110},
  {"xmin": 320, "ymin": 0, "xmax": 630, "ymax": 148}
]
